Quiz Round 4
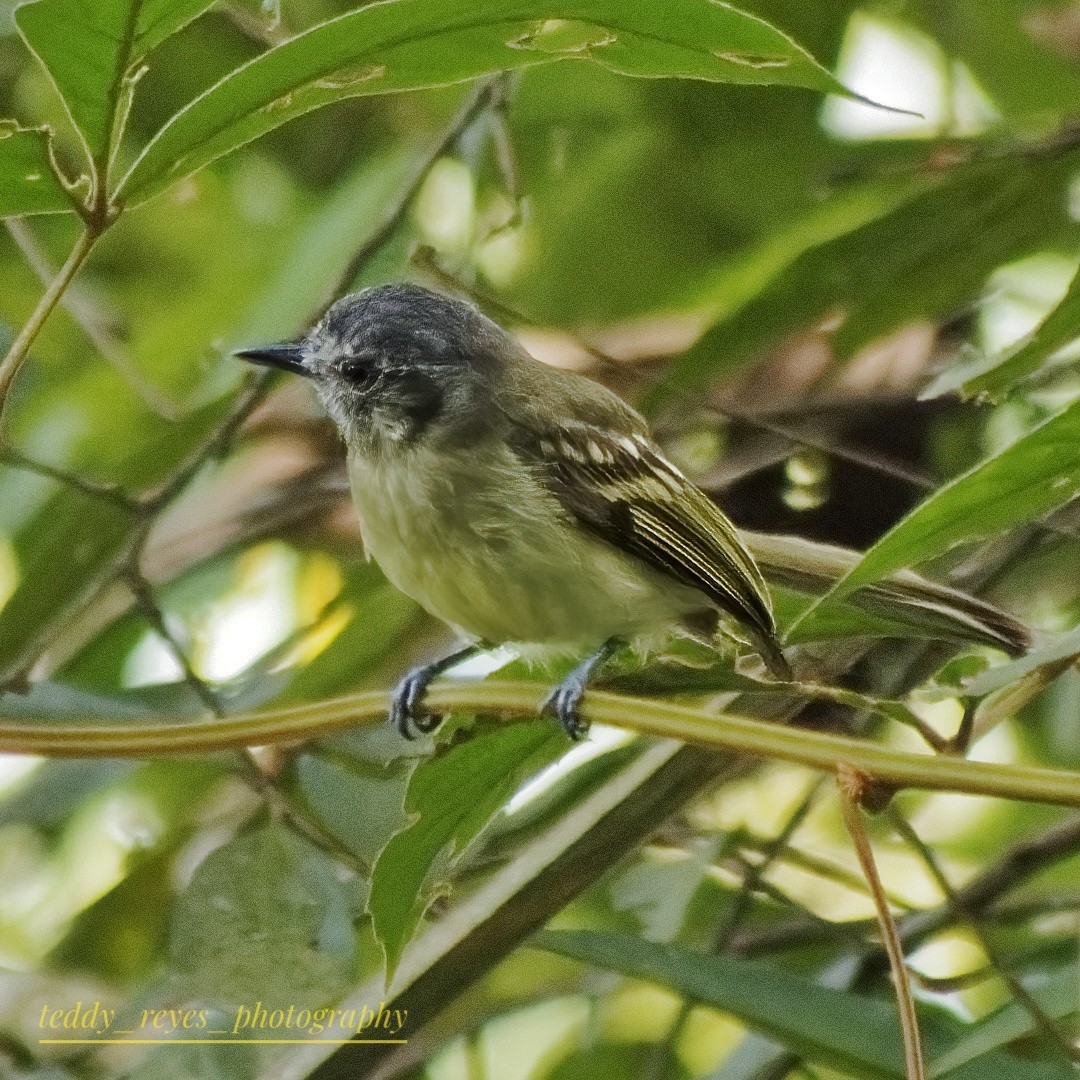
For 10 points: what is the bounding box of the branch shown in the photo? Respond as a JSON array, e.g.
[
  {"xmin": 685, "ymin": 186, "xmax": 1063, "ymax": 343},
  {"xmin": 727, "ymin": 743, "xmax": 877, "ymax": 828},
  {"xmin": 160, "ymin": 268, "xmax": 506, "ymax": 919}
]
[
  {"xmin": 3, "ymin": 681, "xmax": 1080, "ymax": 806},
  {"xmin": 0, "ymin": 225, "xmax": 102, "ymax": 422}
]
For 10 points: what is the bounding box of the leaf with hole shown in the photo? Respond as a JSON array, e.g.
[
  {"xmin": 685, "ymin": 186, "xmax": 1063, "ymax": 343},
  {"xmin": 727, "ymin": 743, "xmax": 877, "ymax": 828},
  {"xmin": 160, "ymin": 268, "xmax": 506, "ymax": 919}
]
[
  {"xmin": 117, "ymin": 0, "xmax": 860, "ymax": 202},
  {"xmin": 15, "ymin": 0, "xmax": 217, "ymax": 167},
  {"xmin": 0, "ymin": 123, "xmax": 77, "ymax": 215}
]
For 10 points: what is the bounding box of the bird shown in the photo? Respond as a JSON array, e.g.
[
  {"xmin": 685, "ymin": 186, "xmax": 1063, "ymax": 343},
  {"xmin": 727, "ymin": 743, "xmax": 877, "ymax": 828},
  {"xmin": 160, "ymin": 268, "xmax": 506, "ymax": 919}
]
[{"xmin": 236, "ymin": 283, "xmax": 789, "ymax": 741}]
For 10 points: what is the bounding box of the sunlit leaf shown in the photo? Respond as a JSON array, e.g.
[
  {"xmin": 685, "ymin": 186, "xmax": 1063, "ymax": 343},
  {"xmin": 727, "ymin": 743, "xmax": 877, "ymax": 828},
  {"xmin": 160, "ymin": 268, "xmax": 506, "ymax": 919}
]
[
  {"xmin": 924, "ymin": 261, "xmax": 1080, "ymax": 403},
  {"xmin": 117, "ymin": 0, "xmax": 856, "ymax": 202},
  {"xmin": 821, "ymin": 397, "xmax": 1080, "ymax": 600}
]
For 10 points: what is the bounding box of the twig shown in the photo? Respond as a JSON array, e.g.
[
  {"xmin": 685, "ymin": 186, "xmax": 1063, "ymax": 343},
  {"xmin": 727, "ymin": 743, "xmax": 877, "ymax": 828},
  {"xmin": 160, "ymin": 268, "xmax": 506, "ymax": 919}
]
[
  {"xmin": 123, "ymin": 566, "xmax": 222, "ymax": 716},
  {"xmin": 0, "ymin": 225, "xmax": 103, "ymax": 424},
  {"xmin": 4, "ymin": 219, "xmax": 181, "ymax": 419},
  {"xmin": 140, "ymin": 369, "xmax": 273, "ymax": 512},
  {"xmin": 890, "ymin": 809, "xmax": 1080, "ymax": 1064},
  {"xmin": 318, "ymin": 76, "xmax": 507, "ymax": 315},
  {"xmin": 4, "ymin": 681, "xmax": 1080, "ymax": 807},
  {"xmin": 0, "ymin": 445, "xmax": 141, "ymax": 512},
  {"xmin": 838, "ymin": 768, "xmax": 925, "ymax": 1080}
]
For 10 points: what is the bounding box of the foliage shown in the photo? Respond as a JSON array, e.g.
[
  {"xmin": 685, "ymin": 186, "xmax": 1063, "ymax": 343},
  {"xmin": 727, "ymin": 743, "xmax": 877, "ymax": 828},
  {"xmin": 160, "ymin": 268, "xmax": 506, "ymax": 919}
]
[{"xmin": 0, "ymin": 3, "xmax": 1079, "ymax": 1080}]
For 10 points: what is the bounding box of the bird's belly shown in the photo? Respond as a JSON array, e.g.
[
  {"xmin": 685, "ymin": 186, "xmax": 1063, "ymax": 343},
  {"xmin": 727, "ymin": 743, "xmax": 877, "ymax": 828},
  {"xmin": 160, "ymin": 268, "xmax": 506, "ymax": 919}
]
[{"xmin": 349, "ymin": 447, "xmax": 690, "ymax": 648}]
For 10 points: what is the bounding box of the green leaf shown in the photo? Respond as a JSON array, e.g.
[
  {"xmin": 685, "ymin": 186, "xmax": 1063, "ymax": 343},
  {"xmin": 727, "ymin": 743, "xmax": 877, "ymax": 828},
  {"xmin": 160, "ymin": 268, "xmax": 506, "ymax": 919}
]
[
  {"xmin": 926, "ymin": 261, "xmax": 1080, "ymax": 404},
  {"xmin": 660, "ymin": 153, "xmax": 1079, "ymax": 400},
  {"xmin": 169, "ymin": 824, "xmax": 358, "ymax": 1010},
  {"xmin": 117, "ymin": 0, "xmax": 854, "ymax": 203},
  {"xmin": 15, "ymin": 0, "xmax": 216, "ymax": 166},
  {"xmin": 822, "ymin": 397, "xmax": 1080, "ymax": 601},
  {"xmin": 964, "ymin": 622, "xmax": 1080, "ymax": 699},
  {"xmin": 369, "ymin": 719, "xmax": 565, "ymax": 977},
  {"xmin": 0, "ymin": 123, "xmax": 76, "ymax": 215},
  {"xmin": 537, "ymin": 930, "xmax": 1072, "ymax": 1080},
  {"xmin": 929, "ymin": 966, "xmax": 1078, "ymax": 1077}
]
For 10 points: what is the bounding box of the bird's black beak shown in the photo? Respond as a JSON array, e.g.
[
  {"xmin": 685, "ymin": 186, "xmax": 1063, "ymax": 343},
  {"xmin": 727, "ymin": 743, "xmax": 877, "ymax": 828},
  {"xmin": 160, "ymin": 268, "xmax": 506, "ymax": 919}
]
[{"xmin": 233, "ymin": 341, "xmax": 311, "ymax": 377}]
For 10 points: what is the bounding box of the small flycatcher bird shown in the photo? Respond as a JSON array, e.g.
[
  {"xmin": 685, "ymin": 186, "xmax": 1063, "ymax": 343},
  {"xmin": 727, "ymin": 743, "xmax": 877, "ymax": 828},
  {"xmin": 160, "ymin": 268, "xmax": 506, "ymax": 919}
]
[{"xmin": 237, "ymin": 284, "xmax": 789, "ymax": 740}]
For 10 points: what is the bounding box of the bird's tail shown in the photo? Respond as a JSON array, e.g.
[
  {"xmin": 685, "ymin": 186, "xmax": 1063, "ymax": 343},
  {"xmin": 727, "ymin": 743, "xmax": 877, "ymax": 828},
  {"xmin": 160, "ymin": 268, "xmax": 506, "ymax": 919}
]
[{"xmin": 745, "ymin": 625, "xmax": 793, "ymax": 681}]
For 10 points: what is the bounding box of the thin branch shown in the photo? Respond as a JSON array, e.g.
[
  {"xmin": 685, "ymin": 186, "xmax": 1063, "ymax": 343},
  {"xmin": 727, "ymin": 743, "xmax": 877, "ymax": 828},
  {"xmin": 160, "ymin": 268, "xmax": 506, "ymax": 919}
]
[
  {"xmin": 318, "ymin": 76, "xmax": 507, "ymax": 315},
  {"xmin": 123, "ymin": 566, "xmax": 222, "ymax": 716},
  {"xmin": 0, "ymin": 444, "xmax": 141, "ymax": 512},
  {"xmin": 4, "ymin": 219, "xmax": 181, "ymax": 419},
  {"xmin": 140, "ymin": 369, "xmax": 272, "ymax": 512},
  {"xmin": 0, "ymin": 225, "xmax": 102, "ymax": 424},
  {"xmin": 838, "ymin": 768, "xmax": 925, "ymax": 1080},
  {"xmin": 889, "ymin": 809, "xmax": 1080, "ymax": 1065}
]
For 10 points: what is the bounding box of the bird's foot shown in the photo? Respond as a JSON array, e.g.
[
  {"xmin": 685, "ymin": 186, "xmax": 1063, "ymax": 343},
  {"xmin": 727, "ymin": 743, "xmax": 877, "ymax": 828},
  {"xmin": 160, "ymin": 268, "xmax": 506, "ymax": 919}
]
[
  {"xmin": 390, "ymin": 666, "xmax": 443, "ymax": 739},
  {"xmin": 541, "ymin": 678, "xmax": 590, "ymax": 742},
  {"xmin": 541, "ymin": 637, "xmax": 624, "ymax": 742},
  {"xmin": 389, "ymin": 643, "xmax": 483, "ymax": 739}
]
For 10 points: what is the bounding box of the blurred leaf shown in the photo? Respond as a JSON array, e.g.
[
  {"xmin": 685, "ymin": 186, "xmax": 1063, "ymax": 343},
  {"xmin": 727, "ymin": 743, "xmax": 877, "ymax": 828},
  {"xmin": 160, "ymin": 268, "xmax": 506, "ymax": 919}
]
[
  {"xmin": 824, "ymin": 398, "xmax": 1080, "ymax": 600},
  {"xmin": 0, "ymin": 123, "xmax": 76, "ymax": 214},
  {"xmin": 609, "ymin": 836, "xmax": 721, "ymax": 943},
  {"xmin": 291, "ymin": 725, "xmax": 421, "ymax": 867},
  {"xmin": 50, "ymin": 849, "xmax": 174, "ymax": 984},
  {"xmin": 663, "ymin": 152, "xmax": 1079, "ymax": 399},
  {"xmin": 14, "ymin": 0, "xmax": 216, "ymax": 165},
  {"xmin": 117, "ymin": 0, "xmax": 853, "ymax": 202},
  {"xmin": 546, "ymin": 1043, "xmax": 692, "ymax": 1080},
  {"xmin": 538, "ymin": 930, "xmax": 1072, "ymax": 1079},
  {"xmin": 925, "ymin": 260, "xmax": 1080, "ymax": 403},
  {"xmin": 369, "ymin": 719, "xmax": 564, "ymax": 976},
  {"xmin": 126, "ymin": 1043, "xmax": 258, "ymax": 1080},
  {"xmin": 913, "ymin": 1, "xmax": 1080, "ymax": 121},
  {"xmin": 169, "ymin": 823, "xmax": 358, "ymax": 1009},
  {"xmin": 965, "ymin": 622, "xmax": 1080, "ymax": 698},
  {"xmin": 929, "ymin": 966, "xmax": 1078, "ymax": 1076},
  {"xmin": 0, "ymin": 759, "xmax": 133, "ymax": 830}
]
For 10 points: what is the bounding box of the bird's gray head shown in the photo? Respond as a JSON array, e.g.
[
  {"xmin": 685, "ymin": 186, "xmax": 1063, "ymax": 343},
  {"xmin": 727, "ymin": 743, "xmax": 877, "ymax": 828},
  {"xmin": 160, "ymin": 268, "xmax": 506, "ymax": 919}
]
[{"xmin": 235, "ymin": 284, "xmax": 509, "ymax": 453}]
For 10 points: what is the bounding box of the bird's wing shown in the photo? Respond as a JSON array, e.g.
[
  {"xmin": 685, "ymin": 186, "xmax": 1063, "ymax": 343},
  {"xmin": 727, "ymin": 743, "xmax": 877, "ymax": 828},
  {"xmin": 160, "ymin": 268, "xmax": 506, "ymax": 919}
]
[{"xmin": 510, "ymin": 419, "xmax": 776, "ymax": 639}]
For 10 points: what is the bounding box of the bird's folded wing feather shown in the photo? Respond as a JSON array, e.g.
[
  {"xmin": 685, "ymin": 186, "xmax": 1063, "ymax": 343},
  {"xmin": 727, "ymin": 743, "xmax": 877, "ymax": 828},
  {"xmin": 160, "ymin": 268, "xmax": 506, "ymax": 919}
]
[{"xmin": 510, "ymin": 420, "xmax": 776, "ymax": 638}]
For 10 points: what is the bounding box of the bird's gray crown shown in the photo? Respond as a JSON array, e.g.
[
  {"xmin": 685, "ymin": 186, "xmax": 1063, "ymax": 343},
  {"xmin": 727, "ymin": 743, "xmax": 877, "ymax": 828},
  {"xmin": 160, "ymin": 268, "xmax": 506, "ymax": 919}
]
[
  {"xmin": 306, "ymin": 283, "xmax": 493, "ymax": 373},
  {"xmin": 302, "ymin": 284, "xmax": 508, "ymax": 452}
]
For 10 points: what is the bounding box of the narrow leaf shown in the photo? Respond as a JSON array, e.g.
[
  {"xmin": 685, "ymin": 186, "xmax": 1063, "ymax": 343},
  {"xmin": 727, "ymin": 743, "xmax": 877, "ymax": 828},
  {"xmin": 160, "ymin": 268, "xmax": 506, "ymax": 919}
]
[
  {"xmin": 938, "ymin": 261, "xmax": 1080, "ymax": 403},
  {"xmin": 0, "ymin": 123, "xmax": 76, "ymax": 215},
  {"xmin": 824, "ymin": 397, "xmax": 1080, "ymax": 601},
  {"xmin": 538, "ymin": 930, "xmax": 1072, "ymax": 1080},
  {"xmin": 117, "ymin": 0, "xmax": 854, "ymax": 202}
]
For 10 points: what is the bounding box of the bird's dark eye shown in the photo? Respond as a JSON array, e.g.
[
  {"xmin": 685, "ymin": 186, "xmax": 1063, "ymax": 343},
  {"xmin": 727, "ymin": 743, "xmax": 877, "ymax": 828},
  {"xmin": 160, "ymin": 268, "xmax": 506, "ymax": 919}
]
[{"xmin": 338, "ymin": 357, "xmax": 374, "ymax": 385}]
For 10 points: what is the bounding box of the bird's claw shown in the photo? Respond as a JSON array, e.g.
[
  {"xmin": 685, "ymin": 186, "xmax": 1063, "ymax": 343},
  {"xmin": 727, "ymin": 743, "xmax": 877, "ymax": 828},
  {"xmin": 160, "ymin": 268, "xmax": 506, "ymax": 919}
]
[
  {"xmin": 390, "ymin": 667, "xmax": 443, "ymax": 739},
  {"xmin": 541, "ymin": 680, "xmax": 590, "ymax": 742}
]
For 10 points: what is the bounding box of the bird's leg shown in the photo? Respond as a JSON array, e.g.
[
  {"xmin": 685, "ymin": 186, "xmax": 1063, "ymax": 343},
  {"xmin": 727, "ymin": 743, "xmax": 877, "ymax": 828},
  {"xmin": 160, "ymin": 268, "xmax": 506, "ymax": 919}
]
[
  {"xmin": 542, "ymin": 637, "xmax": 625, "ymax": 741},
  {"xmin": 390, "ymin": 642, "xmax": 485, "ymax": 740}
]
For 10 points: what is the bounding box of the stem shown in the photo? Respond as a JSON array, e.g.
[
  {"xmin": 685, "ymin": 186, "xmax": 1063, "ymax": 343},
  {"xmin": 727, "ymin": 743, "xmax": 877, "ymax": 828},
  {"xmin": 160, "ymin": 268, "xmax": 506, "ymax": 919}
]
[
  {"xmin": 3, "ymin": 680, "xmax": 1080, "ymax": 807},
  {"xmin": 0, "ymin": 225, "xmax": 101, "ymax": 421},
  {"xmin": 839, "ymin": 770, "xmax": 925, "ymax": 1080}
]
